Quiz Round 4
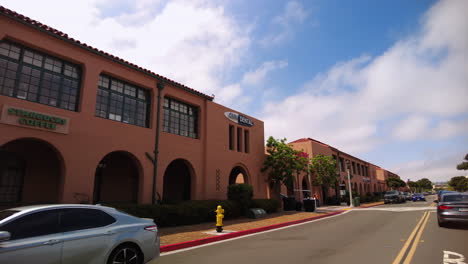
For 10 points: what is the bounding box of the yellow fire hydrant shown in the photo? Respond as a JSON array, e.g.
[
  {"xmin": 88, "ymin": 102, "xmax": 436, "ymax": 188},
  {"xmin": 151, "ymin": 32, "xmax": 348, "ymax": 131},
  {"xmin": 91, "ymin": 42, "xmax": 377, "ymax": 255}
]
[{"xmin": 215, "ymin": 205, "xmax": 224, "ymax": 233}]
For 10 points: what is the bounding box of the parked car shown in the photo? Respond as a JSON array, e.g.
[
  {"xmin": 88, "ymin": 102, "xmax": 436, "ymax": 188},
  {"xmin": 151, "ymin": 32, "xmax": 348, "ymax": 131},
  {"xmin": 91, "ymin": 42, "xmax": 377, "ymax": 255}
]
[
  {"xmin": 436, "ymin": 192, "xmax": 468, "ymax": 227},
  {"xmin": 403, "ymin": 192, "xmax": 412, "ymax": 201},
  {"xmin": 412, "ymin": 193, "xmax": 426, "ymax": 202},
  {"xmin": 398, "ymin": 192, "xmax": 407, "ymax": 203},
  {"xmin": 384, "ymin": 190, "xmax": 405, "ymax": 204},
  {"xmin": 438, "ymin": 190, "xmax": 456, "ymax": 201},
  {"xmin": 0, "ymin": 204, "xmax": 160, "ymax": 264}
]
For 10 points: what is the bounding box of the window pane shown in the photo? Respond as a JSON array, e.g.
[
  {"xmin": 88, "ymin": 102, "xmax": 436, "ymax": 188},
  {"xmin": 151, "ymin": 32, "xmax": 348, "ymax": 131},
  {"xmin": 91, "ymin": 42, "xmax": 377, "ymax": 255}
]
[
  {"xmin": 0, "ymin": 42, "xmax": 20, "ymax": 60},
  {"xmin": 0, "ymin": 41, "xmax": 81, "ymax": 112},
  {"xmin": 60, "ymin": 208, "xmax": 116, "ymax": 232},
  {"xmin": 110, "ymin": 80, "xmax": 124, "ymax": 93},
  {"xmin": 0, "ymin": 58, "xmax": 18, "ymax": 96},
  {"xmin": 96, "ymin": 75, "xmax": 149, "ymax": 127},
  {"xmin": 1, "ymin": 210, "xmax": 60, "ymax": 240},
  {"xmin": 99, "ymin": 75, "xmax": 109, "ymax": 88},
  {"xmin": 163, "ymin": 97, "xmax": 198, "ymax": 138},
  {"xmin": 124, "ymin": 84, "xmax": 136, "ymax": 97},
  {"xmin": 138, "ymin": 90, "xmax": 147, "ymax": 100}
]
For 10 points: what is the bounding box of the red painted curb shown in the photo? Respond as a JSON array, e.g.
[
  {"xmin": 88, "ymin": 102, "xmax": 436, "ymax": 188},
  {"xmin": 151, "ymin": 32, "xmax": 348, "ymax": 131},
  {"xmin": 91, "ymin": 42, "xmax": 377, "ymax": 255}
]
[{"xmin": 160, "ymin": 211, "xmax": 343, "ymax": 253}]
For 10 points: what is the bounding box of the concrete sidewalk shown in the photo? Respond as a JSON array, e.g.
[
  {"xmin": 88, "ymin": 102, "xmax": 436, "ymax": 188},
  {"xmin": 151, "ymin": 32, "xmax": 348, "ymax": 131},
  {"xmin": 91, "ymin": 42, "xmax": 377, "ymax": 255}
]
[{"xmin": 315, "ymin": 201, "xmax": 383, "ymax": 213}]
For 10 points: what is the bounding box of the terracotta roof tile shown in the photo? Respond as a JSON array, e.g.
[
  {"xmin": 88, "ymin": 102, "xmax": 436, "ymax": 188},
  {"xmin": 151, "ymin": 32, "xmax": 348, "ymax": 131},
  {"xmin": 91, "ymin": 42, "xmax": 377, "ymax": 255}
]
[{"xmin": 0, "ymin": 5, "xmax": 214, "ymax": 100}]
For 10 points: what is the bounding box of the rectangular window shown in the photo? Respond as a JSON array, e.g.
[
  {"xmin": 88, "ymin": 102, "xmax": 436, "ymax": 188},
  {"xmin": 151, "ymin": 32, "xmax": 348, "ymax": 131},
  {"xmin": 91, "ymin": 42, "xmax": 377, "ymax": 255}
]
[
  {"xmin": 237, "ymin": 127, "xmax": 242, "ymax": 152},
  {"xmin": 162, "ymin": 97, "xmax": 198, "ymax": 138},
  {"xmin": 0, "ymin": 41, "xmax": 81, "ymax": 111},
  {"xmin": 352, "ymin": 162, "xmax": 356, "ymax": 174},
  {"xmin": 95, "ymin": 75, "xmax": 149, "ymax": 127},
  {"xmin": 244, "ymin": 130, "xmax": 249, "ymax": 153},
  {"xmin": 339, "ymin": 158, "xmax": 344, "ymax": 172},
  {"xmin": 357, "ymin": 164, "xmax": 361, "ymax": 175},
  {"xmin": 229, "ymin": 125, "xmax": 234, "ymax": 150}
]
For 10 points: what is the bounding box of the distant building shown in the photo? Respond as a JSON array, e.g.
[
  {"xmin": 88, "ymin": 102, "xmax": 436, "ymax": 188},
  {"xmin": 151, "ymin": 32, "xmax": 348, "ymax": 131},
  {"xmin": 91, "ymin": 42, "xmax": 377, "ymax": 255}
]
[{"xmin": 288, "ymin": 138, "xmax": 396, "ymax": 201}]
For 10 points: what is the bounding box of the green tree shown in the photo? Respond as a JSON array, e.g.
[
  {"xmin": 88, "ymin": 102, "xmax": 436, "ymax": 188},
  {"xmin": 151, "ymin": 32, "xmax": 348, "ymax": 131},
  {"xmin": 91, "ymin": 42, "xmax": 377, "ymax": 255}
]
[
  {"xmin": 309, "ymin": 154, "xmax": 338, "ymax": 201},
  {"xmin": 456, "ymin": 153, "xmax": 468, "ymax": 170},
  {"xmin": 386, "ymin": 176, "xmax": 406, "ymax": 190},
  {"xmin": 262, "ymin": 137, "xmax": 308, "ymax": 197},
  {"xmin": 448, "ymin": 176, "xmax": 468, "ymax": 192},
  {"xmin": 416, "ymin": 178, "xmax": 433, "ymax": 191},
  {"xmin": 407, "ymin": 181, "xmax": 418, "ymax": 193}
]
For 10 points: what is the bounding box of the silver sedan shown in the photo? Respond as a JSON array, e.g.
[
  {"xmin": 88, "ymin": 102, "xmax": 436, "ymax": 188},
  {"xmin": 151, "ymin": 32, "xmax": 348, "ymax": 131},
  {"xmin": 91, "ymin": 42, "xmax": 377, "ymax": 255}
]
[
  {"xmin": 0, "ymin": 204, "xmax": 160, "ymax": 264},
  {"xmin": 436, "ymin": 192, "xmax": 468, "ymax": 227}
]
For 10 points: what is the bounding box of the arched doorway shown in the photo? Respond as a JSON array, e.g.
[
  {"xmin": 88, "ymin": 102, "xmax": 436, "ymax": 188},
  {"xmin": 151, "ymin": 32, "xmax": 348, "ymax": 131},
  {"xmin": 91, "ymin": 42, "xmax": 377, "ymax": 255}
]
[
  {"xmin": 1, "ymin": 138, "xmax": 63, "ymax": 205},
  {"xmin": 93, "ymin": 151, "xmax": 140, "ymax": 203},
  {"xmin": 229, "ymin": 166, "xmax": 249, "ymax": 185},
  {"xmin": 359, "ymin": 183, "xmax": 363, "ymax": 195},
  {"xmin": 163, "ymin": 159, "xmax": 193, "ymax": 202}
]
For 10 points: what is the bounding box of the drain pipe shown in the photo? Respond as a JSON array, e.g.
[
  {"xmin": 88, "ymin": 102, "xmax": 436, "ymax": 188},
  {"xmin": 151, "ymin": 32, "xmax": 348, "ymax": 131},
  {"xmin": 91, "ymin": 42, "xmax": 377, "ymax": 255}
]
[{"xmin": 152, "ymin": 82, "xmax": 165, "ymax": 204}]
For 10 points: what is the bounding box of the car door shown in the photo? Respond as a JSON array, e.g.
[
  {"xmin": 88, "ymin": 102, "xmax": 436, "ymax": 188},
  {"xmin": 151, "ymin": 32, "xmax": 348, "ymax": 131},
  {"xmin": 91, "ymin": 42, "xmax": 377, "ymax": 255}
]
[
  {"xmin": 59, "ymin": 208, "xmax": 117, "ymax": 264},
  {"xmin": 0, "ymin": 209, "xmax": 63, "ymax": 264}
]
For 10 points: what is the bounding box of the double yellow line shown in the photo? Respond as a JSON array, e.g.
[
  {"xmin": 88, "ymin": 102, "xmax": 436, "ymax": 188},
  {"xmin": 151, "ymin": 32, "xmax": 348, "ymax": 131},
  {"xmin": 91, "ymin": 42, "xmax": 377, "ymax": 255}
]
[{"xmin": 392, "ymin": 211, "xmax": 431, "ymax": 264}]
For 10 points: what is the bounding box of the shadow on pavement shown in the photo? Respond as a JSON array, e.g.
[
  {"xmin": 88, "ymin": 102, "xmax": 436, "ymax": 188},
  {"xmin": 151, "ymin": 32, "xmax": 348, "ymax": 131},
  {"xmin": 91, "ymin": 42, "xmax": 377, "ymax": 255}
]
[{"xmin": 442, "ymin": 223, "xmax": 468, "ymax": 230}]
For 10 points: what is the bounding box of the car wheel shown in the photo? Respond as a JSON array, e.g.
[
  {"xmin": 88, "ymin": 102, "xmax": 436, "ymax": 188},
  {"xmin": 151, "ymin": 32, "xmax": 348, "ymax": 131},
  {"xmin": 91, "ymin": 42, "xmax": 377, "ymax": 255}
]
[{"xmin": 107, "ymin": 244, "xmax": 143, "ymax": 264}]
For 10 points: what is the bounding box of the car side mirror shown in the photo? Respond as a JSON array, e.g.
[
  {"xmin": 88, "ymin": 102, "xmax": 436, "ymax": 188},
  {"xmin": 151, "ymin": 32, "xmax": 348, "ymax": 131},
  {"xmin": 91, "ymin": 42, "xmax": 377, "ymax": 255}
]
[{"xmin": 0, "ymin": 231, "xmax": 11, "ymax": 242}]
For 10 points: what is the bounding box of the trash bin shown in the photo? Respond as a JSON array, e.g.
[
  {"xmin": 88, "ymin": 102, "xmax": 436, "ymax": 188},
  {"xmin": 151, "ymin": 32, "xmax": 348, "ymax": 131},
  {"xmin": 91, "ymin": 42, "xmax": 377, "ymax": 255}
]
[
  {"xmin": 303, "ymin": 199, "xmax": 315, "ymax": 212},
  {"xmin": 295, "ymin": 201, "xmax": 303, "ymax": 211},
  {"xmin": 283, "ymin": 197, "xmax": 296, "ymax": 211}
]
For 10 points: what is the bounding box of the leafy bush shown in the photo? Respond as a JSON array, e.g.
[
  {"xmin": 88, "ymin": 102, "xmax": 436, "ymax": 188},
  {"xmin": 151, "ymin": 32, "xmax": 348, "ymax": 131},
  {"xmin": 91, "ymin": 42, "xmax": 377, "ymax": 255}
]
[
  {"xmin": 251, "ymin": 199, "xmax": 280, "ymax": 213},
  {"xmin": 227, "ymin": 184, "xmax": 254, "ymax": 213},
  {"xmin": 107, "ymin": 197, "xmax": 280, "ymax": 227},
  {"xmin": 325, "ymin": 196, "xmax": 341, "ymax": 205}
]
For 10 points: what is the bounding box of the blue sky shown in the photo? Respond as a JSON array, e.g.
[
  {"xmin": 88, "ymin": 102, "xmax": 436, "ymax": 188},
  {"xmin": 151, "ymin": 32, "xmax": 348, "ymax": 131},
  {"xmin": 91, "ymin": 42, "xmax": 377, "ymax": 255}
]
[{"xmin": 3, "ymin": 0, "xmax": 467, "ymax": 182}]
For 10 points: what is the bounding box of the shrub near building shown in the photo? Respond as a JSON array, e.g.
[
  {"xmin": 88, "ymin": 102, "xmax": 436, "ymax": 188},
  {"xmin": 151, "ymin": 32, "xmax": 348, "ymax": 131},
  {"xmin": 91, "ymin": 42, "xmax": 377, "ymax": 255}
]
[{"xmin": 109, "ymin": 185, "xmax": 280, "ymax": 227}]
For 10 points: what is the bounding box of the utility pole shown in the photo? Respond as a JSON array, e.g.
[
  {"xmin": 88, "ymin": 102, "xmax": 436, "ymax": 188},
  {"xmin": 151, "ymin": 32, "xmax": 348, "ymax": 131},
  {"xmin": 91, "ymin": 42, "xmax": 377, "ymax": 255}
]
[
  {"xmin": 152, "ymin": 81, "xmax": 165, "ymax": 204},
  {"xmin": 346, "ymin": 160, "xmax": 354, "ymax": 207}
]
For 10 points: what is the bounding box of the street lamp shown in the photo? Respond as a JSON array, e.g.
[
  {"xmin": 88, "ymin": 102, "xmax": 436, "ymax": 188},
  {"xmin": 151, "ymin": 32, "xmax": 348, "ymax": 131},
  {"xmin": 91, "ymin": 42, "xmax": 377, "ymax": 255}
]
[{"xmin": 346, "ymin": 160, "xmax": 354, "ymax": 207}]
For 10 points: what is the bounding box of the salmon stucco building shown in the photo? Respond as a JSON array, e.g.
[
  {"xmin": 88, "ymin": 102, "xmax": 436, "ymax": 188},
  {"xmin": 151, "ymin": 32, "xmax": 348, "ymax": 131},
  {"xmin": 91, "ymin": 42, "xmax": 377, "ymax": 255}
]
[
  {"xmin": 0, "ymin": 6, "xmax": 269, "ymax": 206},
  {"xmin": 289, "ymin": 138, "xmax": 397, "ymax": 202}
]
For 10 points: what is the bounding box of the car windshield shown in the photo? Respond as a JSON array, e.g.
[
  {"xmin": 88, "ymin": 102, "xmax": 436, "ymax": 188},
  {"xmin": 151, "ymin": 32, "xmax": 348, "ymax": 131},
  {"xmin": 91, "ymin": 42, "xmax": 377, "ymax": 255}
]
[
  {"xmin": 385, "ymin": 191, "xmax": 398, "ymax": 195},
  {"xmin": 443, "ymin": 194, "xmax": 468, "ymax": 202},
  {"xmin": 0, "ymin": 210, "xmax": 20, "ymax": 221},
  {"xmin": 414, "ymin": 193, "xmax": 422, "ymax": 196}
]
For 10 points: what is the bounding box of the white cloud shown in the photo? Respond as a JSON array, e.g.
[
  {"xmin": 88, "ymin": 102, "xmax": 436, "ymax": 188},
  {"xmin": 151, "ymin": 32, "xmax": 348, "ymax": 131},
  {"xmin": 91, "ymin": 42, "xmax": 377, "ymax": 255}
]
[
  {"xmin": 1, "ymin": 0, "xmax": 251, "ymax": 100},
  {"xmin": 392, "ymin": 115, "xmax": 431, "ymax": 141},
  {"xmin": 262, "ymin": 0, "xmax": 468, "ymax": 155},
  {"xmin": 392, "ymin": 150, "xmax": 467, "ymax": 182},
  {"xmin": 261, "ymin": 1, "xmax": 309, "ymax": 46},
  {"xmin": 215, "ymin": 84, "xmax": 241, "ymax": 105},
  {"xmin": 432, "ymin": 120, "xmax": 468, "ymax": 139},
  {"xmin": 392, "ymin": 117, "xmax": 468, "ymax": 141},
  {"xmin": 242, "ymin": 60, "xmax": 288, "ymax": 86},
  {"xmin": 274, "ymin": 1, "xmax": 308, "ymax": 25}
]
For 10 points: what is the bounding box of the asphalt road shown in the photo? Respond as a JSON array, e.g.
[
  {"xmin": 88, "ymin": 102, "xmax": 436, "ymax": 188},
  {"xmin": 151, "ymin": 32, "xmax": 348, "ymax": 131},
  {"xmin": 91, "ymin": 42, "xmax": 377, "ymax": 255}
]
[{"xmin": 153, "ymin": 196, "xmax": 468, "ymax": 264}]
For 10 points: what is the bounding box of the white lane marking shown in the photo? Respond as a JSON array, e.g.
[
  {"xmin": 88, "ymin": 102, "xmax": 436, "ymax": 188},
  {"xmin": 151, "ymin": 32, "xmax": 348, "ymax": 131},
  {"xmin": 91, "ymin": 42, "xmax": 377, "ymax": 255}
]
[
  {"xmin": 444, "ymin": 251, "xmax": 466, "ymax": 264},
  {"xmin": 160, "ymin": 210, "xmax": 351, "ymax": 256}
]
